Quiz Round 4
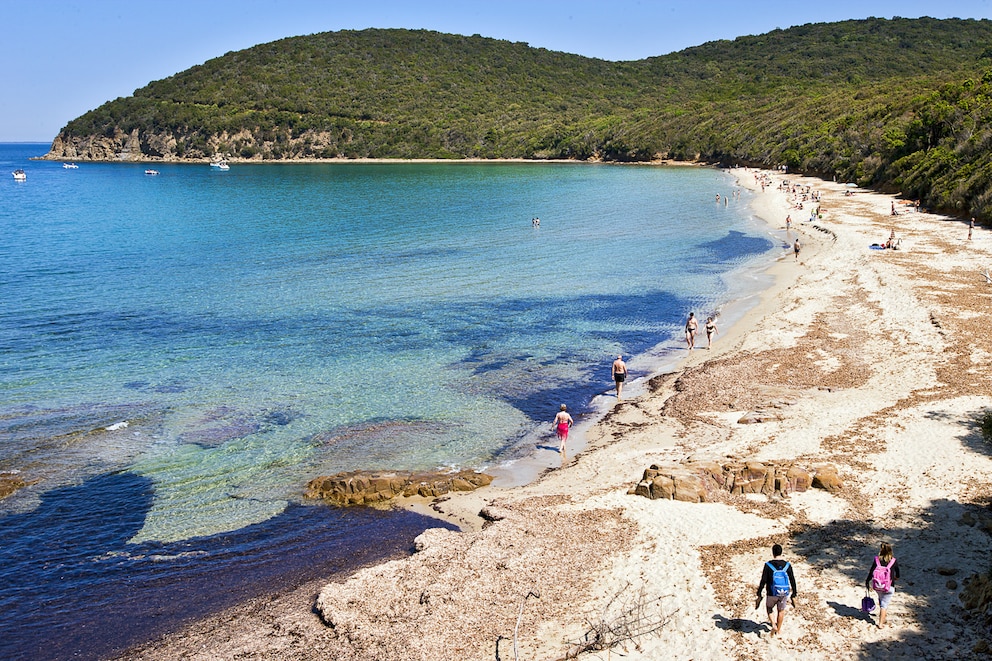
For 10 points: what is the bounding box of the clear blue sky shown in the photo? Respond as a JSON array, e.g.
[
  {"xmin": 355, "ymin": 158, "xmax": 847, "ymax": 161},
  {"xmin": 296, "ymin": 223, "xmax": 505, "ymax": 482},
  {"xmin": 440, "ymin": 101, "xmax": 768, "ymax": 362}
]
[{"xmin": 4, "ymin": 0, "xmax": 992, "ymax": 142}]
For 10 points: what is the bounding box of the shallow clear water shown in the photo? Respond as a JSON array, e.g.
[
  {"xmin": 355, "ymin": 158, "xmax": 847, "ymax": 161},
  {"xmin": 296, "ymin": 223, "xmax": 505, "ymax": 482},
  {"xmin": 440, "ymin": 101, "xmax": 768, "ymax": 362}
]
[{"xmin": 0, "ymin": 144, "xmax": 775, "ymax": 659}]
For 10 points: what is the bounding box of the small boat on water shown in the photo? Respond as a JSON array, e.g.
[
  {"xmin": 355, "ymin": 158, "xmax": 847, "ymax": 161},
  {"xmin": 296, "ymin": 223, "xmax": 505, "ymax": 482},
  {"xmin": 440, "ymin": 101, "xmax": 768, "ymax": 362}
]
[
  {"xmin": 210, "ymin": 160, "xmax": 230, "ymax": 170},
  {"xmin": 144, "ymin": 169, "xmax": 160, "ymax": 176},
  {"xmin": 12, "ymin": 169, "xmax": 26, "ymax": 181},
  {"xmin": 63, "ymin": 163, "xmax": 79, "ymax": 169}
]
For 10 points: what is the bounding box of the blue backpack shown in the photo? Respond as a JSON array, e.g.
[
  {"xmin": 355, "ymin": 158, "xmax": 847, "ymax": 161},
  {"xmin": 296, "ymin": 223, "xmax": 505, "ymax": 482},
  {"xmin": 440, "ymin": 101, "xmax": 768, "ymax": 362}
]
[{"xmin": 767, "ymin": 561, "xmax": 791, "ymax": 596}]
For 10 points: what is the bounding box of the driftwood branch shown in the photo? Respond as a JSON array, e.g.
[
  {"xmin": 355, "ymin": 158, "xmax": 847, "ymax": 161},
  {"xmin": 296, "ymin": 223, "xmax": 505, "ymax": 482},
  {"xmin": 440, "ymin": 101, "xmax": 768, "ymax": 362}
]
[
  {"xmin": 558, "ymin": 583, "xmax": 677, "ymax": 660},
  {"xmin": 515, "ymin": 590, "xmax": 541, "ymax": 661},
  {"xmin": 495, "ymin": 590, "xmax": 541, "ymax": 661}
]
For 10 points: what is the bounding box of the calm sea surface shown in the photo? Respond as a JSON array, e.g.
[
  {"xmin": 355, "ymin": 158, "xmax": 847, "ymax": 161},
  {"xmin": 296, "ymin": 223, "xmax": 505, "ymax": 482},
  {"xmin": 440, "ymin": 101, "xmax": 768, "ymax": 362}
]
[{"xmin": 0, "ymin": 143, "xmax": 777, "ymax": 659}]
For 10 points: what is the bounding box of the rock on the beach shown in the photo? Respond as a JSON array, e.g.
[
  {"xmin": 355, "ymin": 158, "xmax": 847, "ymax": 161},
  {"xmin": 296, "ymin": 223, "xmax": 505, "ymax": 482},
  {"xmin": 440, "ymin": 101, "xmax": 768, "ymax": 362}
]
[
  {"xmin": 632, "ymin": 459, "xmax": 814, "ymax": 501},
  {"xmin": 811, "ymin": 464, "xmax": 843, "ymax": 492},
  {"xmin": 737, "ymin": 410, "xmax": 785, "ymax": 424},
  {"xmin": 306, "ymin": 469, "xmax": 493, "ymax": 506},
  {"xmin": 961, "ymin": 571, "xmax": 992, "ymax": 617}
]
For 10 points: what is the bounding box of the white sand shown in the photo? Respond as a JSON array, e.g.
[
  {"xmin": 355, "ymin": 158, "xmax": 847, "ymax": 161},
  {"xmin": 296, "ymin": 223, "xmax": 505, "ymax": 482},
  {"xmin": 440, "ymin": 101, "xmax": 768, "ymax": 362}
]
[{"xmin": 116, "ymin": 170, "xmax": 992, "ymax": 660}]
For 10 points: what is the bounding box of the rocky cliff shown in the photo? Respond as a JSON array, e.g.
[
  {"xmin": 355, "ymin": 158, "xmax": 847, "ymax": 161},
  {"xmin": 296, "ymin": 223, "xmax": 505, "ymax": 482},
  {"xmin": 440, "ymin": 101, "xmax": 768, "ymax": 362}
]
[{"xmin": 43, "ymin": 127, "xmax": 356, "ymax": 162}]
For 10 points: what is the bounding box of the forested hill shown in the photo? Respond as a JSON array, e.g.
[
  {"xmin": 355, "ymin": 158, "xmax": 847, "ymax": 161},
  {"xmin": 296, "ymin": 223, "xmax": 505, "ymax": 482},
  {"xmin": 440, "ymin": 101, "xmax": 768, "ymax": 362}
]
[{"xmin": 46, "ymin": 18, "xmax": 992, "ymax": 218}]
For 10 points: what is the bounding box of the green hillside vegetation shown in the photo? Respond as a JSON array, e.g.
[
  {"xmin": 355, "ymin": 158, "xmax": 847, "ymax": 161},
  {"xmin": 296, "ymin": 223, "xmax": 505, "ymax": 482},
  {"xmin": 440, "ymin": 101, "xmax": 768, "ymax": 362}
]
[{"xmin": 52, "ymin": 18, "xmax": 992, "ymax": 218}]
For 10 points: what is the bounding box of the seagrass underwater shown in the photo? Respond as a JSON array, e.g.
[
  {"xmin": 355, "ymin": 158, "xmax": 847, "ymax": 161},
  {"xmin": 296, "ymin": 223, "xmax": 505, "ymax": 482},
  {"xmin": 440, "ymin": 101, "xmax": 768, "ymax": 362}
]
[{"xmin": 0, "ymin": 143, "xmax": 778, "ymax": 659}]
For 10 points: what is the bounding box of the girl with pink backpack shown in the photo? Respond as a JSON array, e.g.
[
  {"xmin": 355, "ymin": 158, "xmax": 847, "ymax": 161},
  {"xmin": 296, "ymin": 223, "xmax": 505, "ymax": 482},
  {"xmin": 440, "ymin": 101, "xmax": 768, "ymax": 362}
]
[{"xmin": 864, "ymin": 542, "xmax": 900, "ymax": 628}]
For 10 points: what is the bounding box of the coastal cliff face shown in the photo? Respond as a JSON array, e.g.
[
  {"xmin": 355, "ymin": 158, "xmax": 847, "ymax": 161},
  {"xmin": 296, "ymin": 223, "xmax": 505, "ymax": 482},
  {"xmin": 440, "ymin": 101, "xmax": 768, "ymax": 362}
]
[
  {"xmin": 47, "ymin": 129, "xmax": 144, "ymax": 161},
  {"xmin": 44, "ymin": 128, "xmax": 355, "ymax": 162}
]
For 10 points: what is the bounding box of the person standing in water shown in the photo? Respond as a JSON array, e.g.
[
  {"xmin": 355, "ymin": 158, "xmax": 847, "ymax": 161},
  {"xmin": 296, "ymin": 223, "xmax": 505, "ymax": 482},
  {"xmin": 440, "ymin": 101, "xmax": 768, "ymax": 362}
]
[
  {"xmin": 685, "ymin": 312, "xmax": 698, "ymax": 350},
  {"xmin": 553, "ymin": 404, "xmax": 573, "ymax": 458},
  {"xmin": 611, "ymin": 355, "xmax": 628, "ymax": 401}
]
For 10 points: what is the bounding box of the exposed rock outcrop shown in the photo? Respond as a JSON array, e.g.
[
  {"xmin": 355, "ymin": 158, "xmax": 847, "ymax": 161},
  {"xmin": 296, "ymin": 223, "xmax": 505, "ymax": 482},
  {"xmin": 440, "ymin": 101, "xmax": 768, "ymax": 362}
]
[
  {"xmin": 44, "ymin": 128, "xmax": 348, "ymax": 162},
  {"xmin": 961, "ymin": 571, "xmax": 992, "ymax": 621},
  {"xmin": 629, "ymin": 459, "xmax": 838, "ymax": 502},
  {"xmin": 810, "ymin": 463, "xmax": 843, "ymax": 493},
  {"xmin": 306, "ymin": 469, "xmax": 493, "ymax": 506}
]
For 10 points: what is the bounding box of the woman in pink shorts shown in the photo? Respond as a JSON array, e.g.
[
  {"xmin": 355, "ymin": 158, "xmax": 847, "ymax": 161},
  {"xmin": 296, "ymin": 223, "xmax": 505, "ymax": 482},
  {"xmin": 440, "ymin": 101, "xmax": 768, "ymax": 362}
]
[{"xmin": 553, "ymin": 404, "xmax": 573, "ymax": 458}]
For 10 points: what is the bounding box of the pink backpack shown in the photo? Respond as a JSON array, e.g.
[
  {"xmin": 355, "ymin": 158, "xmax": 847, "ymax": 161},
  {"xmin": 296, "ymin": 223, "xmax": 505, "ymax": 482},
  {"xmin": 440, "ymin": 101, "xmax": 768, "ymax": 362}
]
[{"xmin": 871, "ymin": 556, "xmax": 894, "ymax": 592}]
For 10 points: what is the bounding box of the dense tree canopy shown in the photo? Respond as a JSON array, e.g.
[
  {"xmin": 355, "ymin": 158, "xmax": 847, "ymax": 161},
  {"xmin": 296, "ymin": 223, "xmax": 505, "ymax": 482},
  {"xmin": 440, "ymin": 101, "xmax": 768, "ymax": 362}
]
[{"xmin": 52, "ymin": 18, "xmax": 992, "ymax": 218}]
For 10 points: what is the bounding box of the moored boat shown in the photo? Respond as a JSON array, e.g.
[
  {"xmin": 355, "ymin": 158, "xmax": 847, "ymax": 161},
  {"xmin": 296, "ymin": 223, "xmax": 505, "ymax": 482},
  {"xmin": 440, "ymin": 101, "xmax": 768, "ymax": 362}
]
[
  {"xmin": 210, "ymin": 160, "xmax": 230, "ymax": 170},
  {"xmin": 12, "ymin": 169, "xmax": 26, "ymax": 181},
  {"xmin": 63, "ymin": 163, "xmax": 79, "ymax": 169},
  {"xmin": 144, "ymin": 169, "xmax": 160, "ymax": 175}
]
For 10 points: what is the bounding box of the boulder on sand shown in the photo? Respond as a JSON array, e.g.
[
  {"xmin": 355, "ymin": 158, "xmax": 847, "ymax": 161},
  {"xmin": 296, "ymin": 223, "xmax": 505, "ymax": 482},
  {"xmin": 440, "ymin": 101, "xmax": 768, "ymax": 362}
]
[
  {"xmin": 631, "ymin": 459, "xmax": 814, "ymax": 501},
  {"xmin": 306, "ymin": 469, "xmax": 493, "ymax": 506}
]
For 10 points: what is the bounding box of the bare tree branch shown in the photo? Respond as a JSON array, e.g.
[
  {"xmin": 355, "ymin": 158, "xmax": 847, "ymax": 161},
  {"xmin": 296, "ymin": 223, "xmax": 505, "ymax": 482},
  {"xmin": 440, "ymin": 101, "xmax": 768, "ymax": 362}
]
[{"xmin": 558, "ymin": 583, "xmax": 677, "ymax": 660}]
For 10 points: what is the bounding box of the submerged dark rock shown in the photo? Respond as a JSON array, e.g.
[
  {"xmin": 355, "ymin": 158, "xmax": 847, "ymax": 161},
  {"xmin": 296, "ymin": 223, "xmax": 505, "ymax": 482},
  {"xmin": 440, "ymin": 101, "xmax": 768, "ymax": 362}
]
[{"xmin": 0, "ymin": 473, "xmax": 38, "ymax": 499}]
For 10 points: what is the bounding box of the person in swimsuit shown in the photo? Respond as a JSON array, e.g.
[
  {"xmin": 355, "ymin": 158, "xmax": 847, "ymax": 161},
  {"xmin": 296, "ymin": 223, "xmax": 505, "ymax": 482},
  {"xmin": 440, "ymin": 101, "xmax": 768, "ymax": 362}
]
[
  {"xmin": 611, "ymin": 355, "xmax": 628, "ymax": 400},
  {"xmin": 553, "ymin": 404, "xmax": 573, "ymax": 459},
  {"xmin": 705, "ymin": 317, "xmax": 718, "ymax": 349},
  {"xmin": 685, "ymin": 312, "xmax": 698, "ymax": 350},
  {"xmin": 793, "ymin": 238, "xmax": 801, "ymax": 261}
]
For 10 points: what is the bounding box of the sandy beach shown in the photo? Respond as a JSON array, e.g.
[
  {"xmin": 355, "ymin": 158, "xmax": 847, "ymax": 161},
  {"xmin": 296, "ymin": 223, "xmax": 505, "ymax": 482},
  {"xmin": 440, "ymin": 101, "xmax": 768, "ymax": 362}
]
[{"xmin": 116, "ymin": 168, "xmax": 992, "ymax": 660}]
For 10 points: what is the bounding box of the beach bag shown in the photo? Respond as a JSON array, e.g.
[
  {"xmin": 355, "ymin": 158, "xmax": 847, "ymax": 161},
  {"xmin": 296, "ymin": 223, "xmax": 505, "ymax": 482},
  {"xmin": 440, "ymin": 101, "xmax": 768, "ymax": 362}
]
[
  {"xmin": 767, "ymin": 561, "xmax": 791, "ymax": 596},
  {"xmin": 861, "ymin": 590, "xmax": 876, "ymax": 613},
  {"xmin": 871, "ymin": 556, "xmax": 894, "ymax": 592}
]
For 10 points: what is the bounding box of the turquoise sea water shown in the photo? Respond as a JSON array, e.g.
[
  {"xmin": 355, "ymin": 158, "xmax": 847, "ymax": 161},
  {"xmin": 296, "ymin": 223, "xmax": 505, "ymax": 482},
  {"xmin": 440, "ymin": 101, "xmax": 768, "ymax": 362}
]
[{"xmin": 0, "ymin": 143, "xmax": 776, "ymax": 658}]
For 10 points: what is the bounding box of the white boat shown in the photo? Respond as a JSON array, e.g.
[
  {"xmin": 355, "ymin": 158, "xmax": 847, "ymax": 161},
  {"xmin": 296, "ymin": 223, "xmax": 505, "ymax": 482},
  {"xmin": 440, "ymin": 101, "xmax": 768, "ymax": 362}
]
[
  {"xmin": 12, "ymin": 169, "xmax": 26, "ymax": 181},
  {"xmin": 144, "ymin": 169, "xmax": 159, "ymax": 176},
  {"xmin": 210, "ymin": 160, "xmax": 230, "ymax": 170},
  {"xmin": 63, "ymin": 163, "xmax": 79, "ymax": 169}
]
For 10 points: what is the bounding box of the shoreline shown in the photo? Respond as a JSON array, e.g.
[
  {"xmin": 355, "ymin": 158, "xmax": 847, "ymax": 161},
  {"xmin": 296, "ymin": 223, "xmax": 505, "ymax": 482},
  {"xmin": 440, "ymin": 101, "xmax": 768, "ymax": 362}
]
[
  {"xmin": 473, "ymin": 166, "xmax": 830, "ymax": 493},
  {"xmin": 117, "ymin": 168, "xmax": 992, "ymax": 660}
]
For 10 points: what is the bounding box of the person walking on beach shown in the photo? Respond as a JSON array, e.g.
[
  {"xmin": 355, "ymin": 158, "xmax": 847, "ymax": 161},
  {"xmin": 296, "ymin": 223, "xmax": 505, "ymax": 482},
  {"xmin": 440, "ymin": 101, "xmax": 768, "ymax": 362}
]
[
  {"xmin": 793, "ymin": 238, "xmax": 801, "ymax": 262},
  {"xmin": 865, "ymin": 542, "xmax": 900, "ymax": 628},
  {"xmin": 705, "ymin": 317, "xmax": 718, "ymax": 349},
  {"xmin": 553, "ymin": 404, "xmax": 573, "ymax": 459},
  {"xmin": 757, "ymin": 543, "xmax": 798, "ymax": 637},
  {"xmin": 685, "ymin": 312, "xmax": 698, "ymax": 350},
  {"xmin": 611, "ymin": 355, "xmax": 628, "ymax": 401},
  {"xmin": 969, "ymin": 217, "xmax": 975, "ymax": 240}
]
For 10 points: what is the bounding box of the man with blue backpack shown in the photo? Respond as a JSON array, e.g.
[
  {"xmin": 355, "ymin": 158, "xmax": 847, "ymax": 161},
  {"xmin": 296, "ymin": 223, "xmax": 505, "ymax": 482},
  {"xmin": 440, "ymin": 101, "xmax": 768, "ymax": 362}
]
[{"xmin": 757, "ymin": 543, "xmax": 798, "ymax": 637}]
